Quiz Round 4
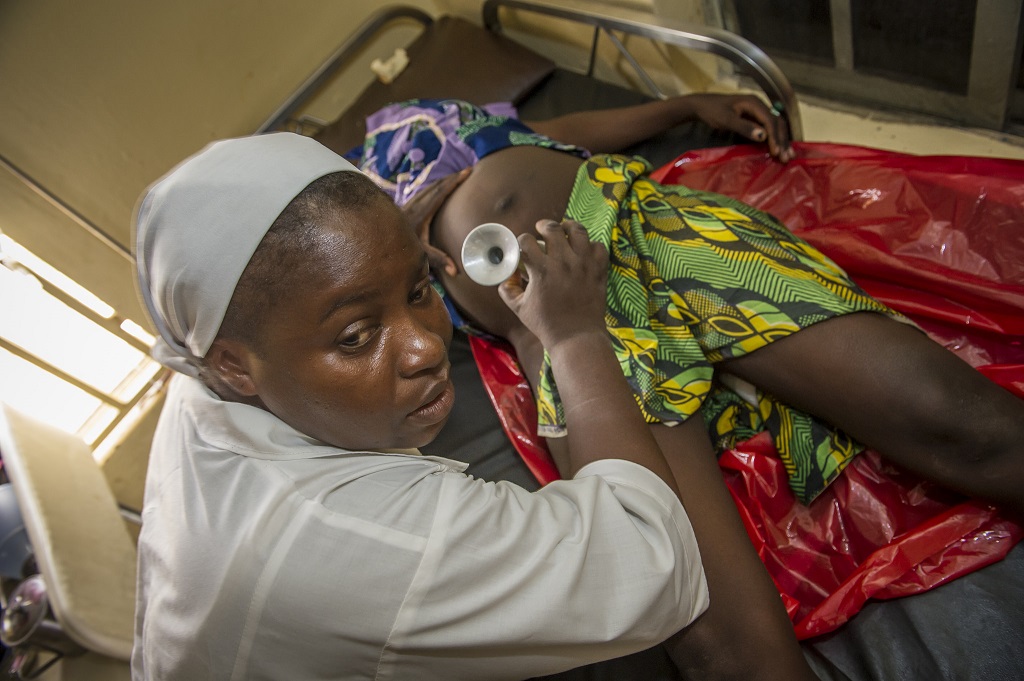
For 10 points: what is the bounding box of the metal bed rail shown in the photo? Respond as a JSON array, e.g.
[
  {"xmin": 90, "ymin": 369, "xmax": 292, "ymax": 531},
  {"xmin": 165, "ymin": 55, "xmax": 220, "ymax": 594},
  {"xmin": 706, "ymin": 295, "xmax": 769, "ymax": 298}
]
[{"xmin": 482, "ymin": 0, "xmax": 803, "ymax": 140}]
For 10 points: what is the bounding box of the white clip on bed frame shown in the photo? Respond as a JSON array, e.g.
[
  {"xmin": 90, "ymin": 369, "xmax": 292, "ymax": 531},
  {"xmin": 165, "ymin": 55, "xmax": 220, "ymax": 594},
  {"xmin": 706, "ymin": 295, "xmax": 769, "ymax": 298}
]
[
  {"xmin": 257, "ymin": 0, "xmax": 802, "ymax": 141},
  {"xmin": 257, "ymin": 5, "xmax": 434, "ymax": 135}
]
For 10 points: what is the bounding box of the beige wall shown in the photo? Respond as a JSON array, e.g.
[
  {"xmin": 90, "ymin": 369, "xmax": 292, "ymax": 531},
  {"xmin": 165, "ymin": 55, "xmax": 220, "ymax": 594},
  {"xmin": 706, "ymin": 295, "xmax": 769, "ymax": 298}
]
[{"xmin": 0, "ymin": 0, "xmax": 440, "ymax": 329}]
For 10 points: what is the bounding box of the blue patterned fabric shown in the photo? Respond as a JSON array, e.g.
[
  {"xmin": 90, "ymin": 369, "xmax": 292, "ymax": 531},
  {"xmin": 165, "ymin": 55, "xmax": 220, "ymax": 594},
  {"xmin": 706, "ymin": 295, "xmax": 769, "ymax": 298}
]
[{"xmin": 350, "ymin": 98, "xmax": 588, "ymax": 206}]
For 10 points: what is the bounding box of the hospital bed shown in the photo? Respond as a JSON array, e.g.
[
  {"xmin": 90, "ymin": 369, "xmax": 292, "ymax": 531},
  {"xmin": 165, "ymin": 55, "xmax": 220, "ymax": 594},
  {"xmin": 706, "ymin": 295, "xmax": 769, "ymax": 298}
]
[
  {"xmin": 0, "ymin": 1, "xmax": 1019, "ymax": 679},
  {"xmin": 260, "ymin": 3, "xmax": 1024, "ymax": 678}
]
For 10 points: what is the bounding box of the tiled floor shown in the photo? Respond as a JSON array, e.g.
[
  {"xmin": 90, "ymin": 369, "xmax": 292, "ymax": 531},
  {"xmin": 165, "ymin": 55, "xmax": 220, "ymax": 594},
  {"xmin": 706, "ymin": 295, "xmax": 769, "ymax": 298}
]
[{"xmin": 799, "ymin": 95, "xmax": 1024, "ymax": 160}]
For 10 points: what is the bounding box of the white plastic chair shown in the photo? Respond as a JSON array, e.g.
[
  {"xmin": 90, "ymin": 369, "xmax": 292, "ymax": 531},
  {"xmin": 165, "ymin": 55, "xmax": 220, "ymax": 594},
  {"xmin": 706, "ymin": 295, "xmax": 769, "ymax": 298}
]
[{"xmin": 0, "ymin": 403, "xmax": 135, "ymax": 679}]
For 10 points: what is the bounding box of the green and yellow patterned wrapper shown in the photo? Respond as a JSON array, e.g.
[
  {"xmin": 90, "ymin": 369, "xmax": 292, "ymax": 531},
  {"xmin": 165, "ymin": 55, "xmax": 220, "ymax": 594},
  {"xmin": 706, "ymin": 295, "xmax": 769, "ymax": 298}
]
[{"xmin": 536, "ymin": 154, "xmax": 907, "ymax": 503}]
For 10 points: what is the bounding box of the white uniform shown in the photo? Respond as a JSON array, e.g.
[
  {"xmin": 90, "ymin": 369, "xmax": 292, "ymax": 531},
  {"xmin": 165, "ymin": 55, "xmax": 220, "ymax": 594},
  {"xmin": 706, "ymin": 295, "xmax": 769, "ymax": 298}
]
[{"xmin": 132, "ymin": 375, "xmax": 708, "ymax": 681}]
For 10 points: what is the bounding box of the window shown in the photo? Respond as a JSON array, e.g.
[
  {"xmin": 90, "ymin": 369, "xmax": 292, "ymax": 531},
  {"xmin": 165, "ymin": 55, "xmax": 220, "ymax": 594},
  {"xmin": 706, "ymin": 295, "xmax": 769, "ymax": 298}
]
[
  {"xmin": 0, "ymin": 233, "xmax": 165, "ymax": 458},
  {"xmin": 732, "ymin": 0, "xmax": 835, "ymax": 67},
  {"xmin": 718, "ymin": 0, "xmax": 1023, "ymax": 131}
]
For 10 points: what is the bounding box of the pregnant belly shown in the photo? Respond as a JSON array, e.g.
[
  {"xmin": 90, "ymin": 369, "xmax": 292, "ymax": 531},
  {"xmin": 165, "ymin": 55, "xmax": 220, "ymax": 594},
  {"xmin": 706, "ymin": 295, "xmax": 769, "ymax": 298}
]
[{"xmin": 431, "ymin": 146, "xmax": 584, "ymax": 258}]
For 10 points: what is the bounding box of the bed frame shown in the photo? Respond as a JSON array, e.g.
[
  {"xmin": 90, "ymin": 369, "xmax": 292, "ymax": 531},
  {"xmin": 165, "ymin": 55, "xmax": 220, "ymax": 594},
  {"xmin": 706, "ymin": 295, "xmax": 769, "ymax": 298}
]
[
  {"xmin": 257, "ymin": 0, "xmax": 801, "ymax": 141},
  {"xmin": 481, "ymin": 0, "xmax": 801, "ymax": 136}
]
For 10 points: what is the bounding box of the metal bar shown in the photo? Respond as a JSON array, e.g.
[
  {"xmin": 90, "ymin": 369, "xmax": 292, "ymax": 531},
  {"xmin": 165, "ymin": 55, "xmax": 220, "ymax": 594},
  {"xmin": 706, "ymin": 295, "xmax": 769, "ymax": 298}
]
[
  {"xmin": 966, "ymin": 0, "xmax": 1023, "ymax": 129},
  {"xmin": 79, "ymin": 402, "xmax": 127, "ymax": 446},
  {"xmin": 586, "ymin": 25, "xmax": 599, "ymax": 77},
  {"xmin": 0, "ymin": 153, "xmax": 132, "ymax": 262},
  {"xmin": 829, "ymin": 0, "xmax": 855, "ymax": 72},
  {"xmin": 118, "ymin": 505, "xmax": 143, "ymax": 526},
  {"xmin": 3, "ymin": 261, "xmax": 151, "ymax": 355},
  {"xmin": 256, "ymin": 6, "xmax": 433, "ymax": 134},
  {"xmin": 86, "ymin": 369, "xmax": 165, "ymax": 446},
  {"xmin": 601, "ymin": 28, "xmax": 667, "ymax": 99},
  {"xmin": 0, "ymin": 337, "xmax": 124, "ymax": 407},
  {"xmin": 483, "ymin": 0, "xmax": 802, "ymax": 139}
]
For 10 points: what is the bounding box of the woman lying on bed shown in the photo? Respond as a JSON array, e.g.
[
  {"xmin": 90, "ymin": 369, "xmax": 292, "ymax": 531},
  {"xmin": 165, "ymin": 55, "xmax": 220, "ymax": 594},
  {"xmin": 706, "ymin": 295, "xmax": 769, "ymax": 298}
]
[{"xmin": 335, "ymin": 95, "xmax": 1024, "ymax": 681}]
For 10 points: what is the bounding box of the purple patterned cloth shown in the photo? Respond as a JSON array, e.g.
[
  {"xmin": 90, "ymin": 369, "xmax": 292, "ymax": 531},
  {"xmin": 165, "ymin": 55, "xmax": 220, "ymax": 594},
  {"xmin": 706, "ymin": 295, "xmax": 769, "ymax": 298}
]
[{"xmin": 348, "ymin": 99, "xmax": 588, "ymax": 206}]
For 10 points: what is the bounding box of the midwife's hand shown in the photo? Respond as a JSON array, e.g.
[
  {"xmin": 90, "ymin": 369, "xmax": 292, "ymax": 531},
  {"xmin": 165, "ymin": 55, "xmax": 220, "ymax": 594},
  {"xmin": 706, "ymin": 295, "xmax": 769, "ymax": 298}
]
[
  {"xmin": 687, "ymin": 93, "xmax": 794, "ymax": 162},
  {"xmin": 498, "ymin": 220, "xmax": 609, "ymax": 350},
  {"xmin": 401, "ymin": 168, "xmax": 471, "ymax": 276}
]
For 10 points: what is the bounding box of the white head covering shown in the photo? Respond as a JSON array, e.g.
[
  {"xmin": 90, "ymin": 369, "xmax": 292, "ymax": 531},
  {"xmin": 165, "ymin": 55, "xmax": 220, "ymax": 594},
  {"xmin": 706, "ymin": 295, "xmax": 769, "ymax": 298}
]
[{"xmin": 133, "ymin": 132, "xmax": 359, "ymax": 375}]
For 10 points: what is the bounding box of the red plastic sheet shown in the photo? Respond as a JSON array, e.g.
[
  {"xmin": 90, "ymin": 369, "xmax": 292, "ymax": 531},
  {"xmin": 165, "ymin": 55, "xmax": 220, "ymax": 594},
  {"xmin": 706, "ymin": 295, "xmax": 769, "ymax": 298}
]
[{"xmin": 470, "ymin": 142, "xmax": 1024, "ymax": 639}]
